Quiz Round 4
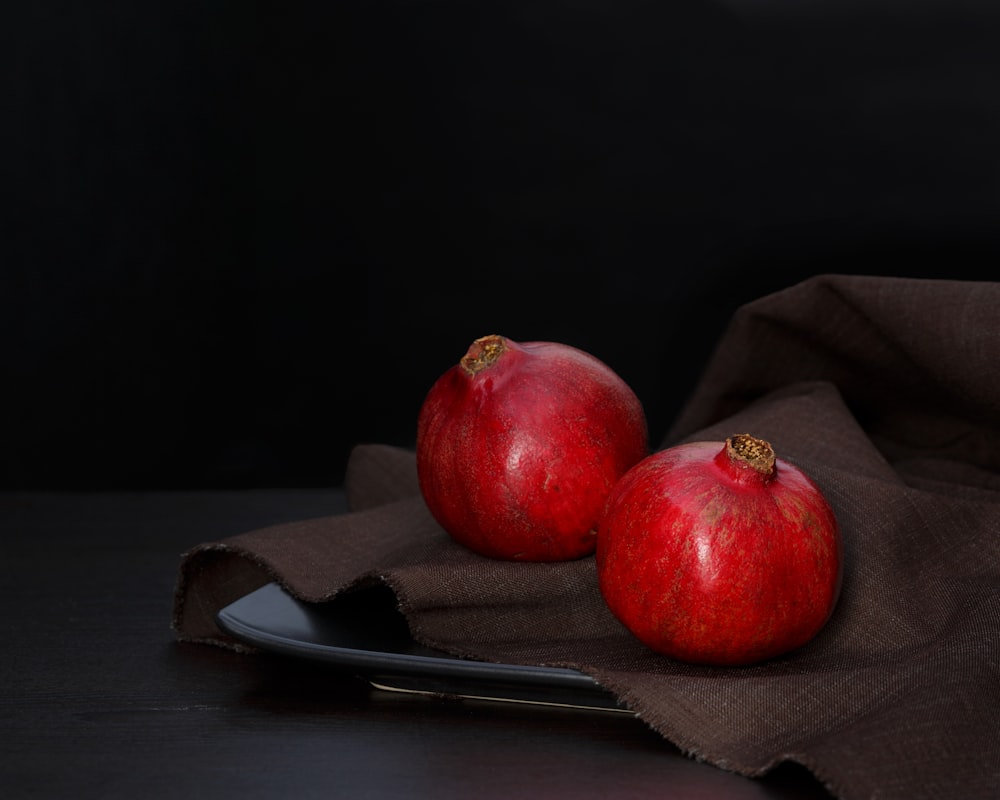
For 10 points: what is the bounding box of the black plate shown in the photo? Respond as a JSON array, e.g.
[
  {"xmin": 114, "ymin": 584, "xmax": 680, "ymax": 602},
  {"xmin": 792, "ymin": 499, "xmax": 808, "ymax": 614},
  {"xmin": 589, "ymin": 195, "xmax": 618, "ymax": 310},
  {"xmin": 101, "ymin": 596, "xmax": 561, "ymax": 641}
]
[{"xmin": 216, "ymin": 582, "xmax": 630, "ymax": 712}]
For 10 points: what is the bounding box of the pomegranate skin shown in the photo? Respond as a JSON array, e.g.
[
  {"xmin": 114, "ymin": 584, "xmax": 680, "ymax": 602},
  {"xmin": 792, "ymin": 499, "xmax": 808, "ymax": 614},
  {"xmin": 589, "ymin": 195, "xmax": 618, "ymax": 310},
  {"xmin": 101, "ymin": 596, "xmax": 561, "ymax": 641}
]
[
  {"xmin": 596, "ymin": 435, "xmax": 842, "ymax": 666},
  {"xmin": 416, "ymin": 335, "xmax": 649, "ymax": 561}
]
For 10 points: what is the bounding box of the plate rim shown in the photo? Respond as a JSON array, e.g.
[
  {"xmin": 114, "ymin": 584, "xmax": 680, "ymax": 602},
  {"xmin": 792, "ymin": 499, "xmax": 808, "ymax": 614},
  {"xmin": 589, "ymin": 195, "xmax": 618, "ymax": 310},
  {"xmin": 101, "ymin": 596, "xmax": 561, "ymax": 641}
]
[{"xmin": 215, "ymin": 581, "xmax": 628, "ymax": 710}]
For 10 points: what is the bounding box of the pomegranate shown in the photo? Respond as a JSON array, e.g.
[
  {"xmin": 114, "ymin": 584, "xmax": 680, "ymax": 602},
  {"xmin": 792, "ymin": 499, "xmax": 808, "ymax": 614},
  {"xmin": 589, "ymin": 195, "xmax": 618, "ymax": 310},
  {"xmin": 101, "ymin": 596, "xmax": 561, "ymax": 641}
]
[
  {"xmin": 596, "ymin": 434, "xmax": 842, "ymax": 665},
  {"xmin": 416, "ymin": 334, "xmax": 649, "ymax": 561}
]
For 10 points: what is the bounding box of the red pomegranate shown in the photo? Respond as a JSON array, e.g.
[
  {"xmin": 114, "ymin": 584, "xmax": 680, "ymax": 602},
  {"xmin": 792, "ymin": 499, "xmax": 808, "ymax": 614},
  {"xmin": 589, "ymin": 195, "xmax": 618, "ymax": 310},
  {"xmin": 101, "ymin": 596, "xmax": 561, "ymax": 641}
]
[
  {"xmin": 597, "ymin": 434, "xmax": 842, "ymax": 665},
  {"xmin": 417, "ymin": 334, "xmax": 649, "ymax": 561}
]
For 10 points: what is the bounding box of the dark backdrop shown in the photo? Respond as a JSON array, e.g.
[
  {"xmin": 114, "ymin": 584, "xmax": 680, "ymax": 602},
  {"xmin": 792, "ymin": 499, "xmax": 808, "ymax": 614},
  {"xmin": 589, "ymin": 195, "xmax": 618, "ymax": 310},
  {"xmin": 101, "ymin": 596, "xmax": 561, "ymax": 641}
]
[{"xmin": 5, "ymin": 1, "xmax": 998, "ymax": 490}]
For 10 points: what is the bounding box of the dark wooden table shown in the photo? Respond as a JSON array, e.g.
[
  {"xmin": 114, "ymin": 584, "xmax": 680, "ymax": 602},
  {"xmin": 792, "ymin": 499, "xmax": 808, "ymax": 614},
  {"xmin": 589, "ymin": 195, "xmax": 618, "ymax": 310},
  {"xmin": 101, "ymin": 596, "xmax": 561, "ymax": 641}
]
[{"xmin": 1, "ymin": 490, "xmax": 834, "ymax": 799}]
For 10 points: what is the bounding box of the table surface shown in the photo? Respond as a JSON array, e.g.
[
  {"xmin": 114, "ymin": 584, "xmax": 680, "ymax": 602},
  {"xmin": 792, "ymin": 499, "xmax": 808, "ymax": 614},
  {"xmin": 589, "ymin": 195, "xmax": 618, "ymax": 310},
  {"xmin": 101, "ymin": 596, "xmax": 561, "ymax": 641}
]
[{"xmin": 1, "ymin": 489, "xmax": 835, "ymax": 799}]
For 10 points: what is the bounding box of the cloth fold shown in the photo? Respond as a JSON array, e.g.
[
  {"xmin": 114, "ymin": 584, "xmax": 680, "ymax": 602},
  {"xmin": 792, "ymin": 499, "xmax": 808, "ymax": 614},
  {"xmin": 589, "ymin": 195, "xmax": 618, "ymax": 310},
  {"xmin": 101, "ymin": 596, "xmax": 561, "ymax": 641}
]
[{"xmin": 172, "ymin": 275, "xmax": 1000, "ymax": 800}]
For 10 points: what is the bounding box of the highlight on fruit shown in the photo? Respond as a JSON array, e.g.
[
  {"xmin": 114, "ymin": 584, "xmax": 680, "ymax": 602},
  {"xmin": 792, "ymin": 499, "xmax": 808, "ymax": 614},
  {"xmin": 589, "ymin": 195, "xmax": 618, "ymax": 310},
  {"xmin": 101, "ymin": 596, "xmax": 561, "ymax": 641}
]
[
  {"xmin": 416, "ymin": 334, "xmax": 649, "ymax": 562},
  {"xmin": 596, "ymin": 434, "xmax": 842, "ymax": 666}
]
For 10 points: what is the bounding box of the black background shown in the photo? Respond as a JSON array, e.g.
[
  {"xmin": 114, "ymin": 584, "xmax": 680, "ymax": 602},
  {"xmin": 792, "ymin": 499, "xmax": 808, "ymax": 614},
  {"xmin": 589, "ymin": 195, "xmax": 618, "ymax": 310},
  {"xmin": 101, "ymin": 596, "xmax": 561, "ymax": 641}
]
[{"xmin": 5, "ymin": 1, "xmax": 999, "ymax": 490}]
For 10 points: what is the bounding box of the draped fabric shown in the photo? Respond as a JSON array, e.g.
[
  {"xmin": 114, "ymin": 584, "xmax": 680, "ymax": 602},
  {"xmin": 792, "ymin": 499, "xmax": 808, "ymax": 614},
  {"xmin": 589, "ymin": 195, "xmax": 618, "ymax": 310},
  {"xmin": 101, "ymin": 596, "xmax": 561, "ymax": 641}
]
[{"xmin": 174, "ymin": 275, "xmax": 1000, "ymax": 800}]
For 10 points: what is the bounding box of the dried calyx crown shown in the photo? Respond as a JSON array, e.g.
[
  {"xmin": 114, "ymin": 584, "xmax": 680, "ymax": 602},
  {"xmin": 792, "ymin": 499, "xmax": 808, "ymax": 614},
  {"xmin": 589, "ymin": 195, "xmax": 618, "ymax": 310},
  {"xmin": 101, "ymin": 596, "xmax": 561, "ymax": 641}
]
[
  {"xmin": 460, "ymin": 334, "xmax": 507, "ymax": 375},
  {"xmin": 726, "ymin": 433, "xmax": 776, "ymax": 478}
]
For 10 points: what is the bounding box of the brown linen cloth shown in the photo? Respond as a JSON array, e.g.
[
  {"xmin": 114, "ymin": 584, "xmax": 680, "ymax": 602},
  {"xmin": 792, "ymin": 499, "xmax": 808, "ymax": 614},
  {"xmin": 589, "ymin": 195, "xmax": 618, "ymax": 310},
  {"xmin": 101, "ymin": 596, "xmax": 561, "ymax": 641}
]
[{"xmin": 172, "ymin": 274, "xmax": 1000, "ymax": 800}]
